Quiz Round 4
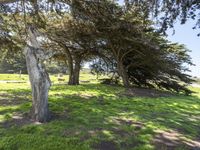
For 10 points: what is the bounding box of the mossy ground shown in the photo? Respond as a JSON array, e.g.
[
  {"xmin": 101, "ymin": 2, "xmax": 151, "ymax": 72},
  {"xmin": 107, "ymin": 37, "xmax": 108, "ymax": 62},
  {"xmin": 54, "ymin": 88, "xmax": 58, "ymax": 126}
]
[{"xmin": 0, "ymin": 74, "xmax": 200, "ymax": 150}]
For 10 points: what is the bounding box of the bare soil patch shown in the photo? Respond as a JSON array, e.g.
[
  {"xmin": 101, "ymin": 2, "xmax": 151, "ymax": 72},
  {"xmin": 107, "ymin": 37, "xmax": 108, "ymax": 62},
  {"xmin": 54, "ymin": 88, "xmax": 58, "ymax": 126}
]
[{"xmin": 153, "ymin": 129, "xmax": 200, "ymax": 150}]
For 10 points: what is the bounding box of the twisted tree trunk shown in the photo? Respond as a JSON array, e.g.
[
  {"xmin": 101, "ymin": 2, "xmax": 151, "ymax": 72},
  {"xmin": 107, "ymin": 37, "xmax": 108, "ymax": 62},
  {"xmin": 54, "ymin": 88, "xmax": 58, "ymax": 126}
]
[
  {"xmin": 117, "ymin": 60, "xmax": 130, "ymax": 87},
  {"xmin": 61, "ymin": 44, "xmax": 82, "ymax": 85},
  {"xmin": 24, "ymin": 27, "xmax": 51, "ymax": 122}
]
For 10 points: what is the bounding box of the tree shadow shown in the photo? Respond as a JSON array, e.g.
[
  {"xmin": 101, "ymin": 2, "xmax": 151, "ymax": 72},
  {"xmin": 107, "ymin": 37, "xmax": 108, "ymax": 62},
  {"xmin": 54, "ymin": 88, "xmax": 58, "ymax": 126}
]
[
  {"xmin": 0, "ymin": 83, "xmax": 200, "ymax": 150},
  {"xmin": 0, "ymin": 93, "xmax": 29, "ymax": 107}
]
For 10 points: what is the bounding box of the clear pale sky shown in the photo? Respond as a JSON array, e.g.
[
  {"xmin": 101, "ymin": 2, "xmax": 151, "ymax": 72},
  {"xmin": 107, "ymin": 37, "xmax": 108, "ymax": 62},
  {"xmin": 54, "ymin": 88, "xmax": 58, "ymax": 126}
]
[{"xmin": 167, "ymin": 21, "xmax": 200, "ymax": 78}]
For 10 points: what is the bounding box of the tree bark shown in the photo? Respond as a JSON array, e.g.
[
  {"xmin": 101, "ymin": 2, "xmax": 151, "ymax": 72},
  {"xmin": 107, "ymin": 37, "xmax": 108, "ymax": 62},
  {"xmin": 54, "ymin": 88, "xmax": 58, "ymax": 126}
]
[
  {"xmin": 68, "ymin": 56, "xmax": 81, "ymax": 85},
  {"xmin": 68, "ymin": 61, "xmax": 74, "ymax": 85},
  {"xmin": 24, "ymin": 27, "xmax": 51, "ymax": 122},
  {"xmin": 66, "ymin": 54, "xmax": 74, "ymax": 85},
  {"xmin": 61, "ymin": 44, "xmax": 75, "ymax": 85},
  {"xmin": 109, "ymin": 43, "xmax": 130, "ymax": 87},
  {"xmin": 117, "ymin": 60, "xmax": 130, "ymax": 87},
  {"xmin": 73, "ymin": 57, "xmax": 81, "ymax": 85}
]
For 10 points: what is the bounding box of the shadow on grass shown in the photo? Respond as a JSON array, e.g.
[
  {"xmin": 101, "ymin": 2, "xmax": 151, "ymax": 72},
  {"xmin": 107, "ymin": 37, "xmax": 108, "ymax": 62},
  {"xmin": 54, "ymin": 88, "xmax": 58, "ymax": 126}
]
[{"xmin": 0, "ymin": 83, "xmax": 200, "ymax": 150}]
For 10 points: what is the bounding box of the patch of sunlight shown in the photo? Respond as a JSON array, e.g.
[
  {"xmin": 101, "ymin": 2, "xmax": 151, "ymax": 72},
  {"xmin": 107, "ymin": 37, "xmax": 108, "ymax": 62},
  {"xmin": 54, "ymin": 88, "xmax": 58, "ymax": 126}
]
[
  {"xmin": 188, "ymin": 115, "xmax": 200, "ymax": 122},
  {"xmin": 146, "ymin": 121, "xmax": 166, "ymax": 130},
  {"xmin": 102, "ymin": 130, "xmax": 114, "ymax": 139},
  {"xmin": 106, "ymin": 116, "xmax": 138, "ymax": 127},
  {"xmin": 0, "ymin": 113, "xmax": 12, "ymax": 122},
  {"xmin": 102, "ymin": 130, "xmax": 112, "ymax": 136},
  {"xmin": 91, "ymin": 108, "xmax": 102, "ymax": 113},
  {"xmin": 0, "ymin": 105, "xmax": 22, "ymax": 120},
  {"xmin": 192, "ymin": 104, "xmax": 199, "ymax": 109},
  {"xmin": 0, "ymin": 115, "xmax": 4, "ymax": 122},
  {"xmin": 0, "ymin": 105, "xmax": 19, "ymax": 111},
  {"xmin": 0, "ymin": 74, "xmax": 28, "ymax": 81},
  {"xmin": 116, "ymin": 112, "xmax": 137, "ymax": 120},
  {"xmin": 155, "ymin": 129, "xmax": 200, "ymax": 148},
  {"xmin": 138, "ymin": 144, "xmax": 154, "ymax": 150},
  {"xmin": 105, "ymin": 116, "xmax": 119, "ymax": 125},
  {"xmin": 139, "ymin": 134, "xmax": 152, "ymax": 141},
  {"xmin": 0, "ymin": 92, "xmax": 7, "ymax": 94},
  {"xmin": 117, "ymin": 112, "xmax": 135, "ymax": 116},
  {"xmin": 49, "ymin": 87, "xmax": 118, "ymax": 98},
  {"xmin": 3, "ymin": 113, "xmax": 12, "ymax": 120},
  {"xmin": 0, "ymin": 83, "xmax": 30, "ymax": 90},
  {"xmin": 190, "ymin": 87, "xmax": 200, "ymax": 97}
]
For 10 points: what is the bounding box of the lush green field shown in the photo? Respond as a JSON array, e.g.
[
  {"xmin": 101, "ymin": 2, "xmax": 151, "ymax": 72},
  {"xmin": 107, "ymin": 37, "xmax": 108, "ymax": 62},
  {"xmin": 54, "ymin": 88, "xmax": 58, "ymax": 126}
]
[
  {"xmin": 0, "ymin": 73, "xmax": 97, "ymax": 83},
  {"xmin": 0, "ymin": 74, "xmax": 200, "ymax": 150}
]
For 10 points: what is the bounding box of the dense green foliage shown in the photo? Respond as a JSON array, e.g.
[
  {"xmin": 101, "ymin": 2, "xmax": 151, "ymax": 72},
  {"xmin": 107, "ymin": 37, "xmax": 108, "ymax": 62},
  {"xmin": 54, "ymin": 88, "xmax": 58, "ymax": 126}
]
[
  {"xmin": 0, "ymin": 0, "xmax": 195, "ymax": 94},
  {"xmin": 0, "ymin": 53, "xmax": 27, "ymax": 74},
  {"xmin": 71, "ymin": 0, "xmax": 193, "ymax": 94}
]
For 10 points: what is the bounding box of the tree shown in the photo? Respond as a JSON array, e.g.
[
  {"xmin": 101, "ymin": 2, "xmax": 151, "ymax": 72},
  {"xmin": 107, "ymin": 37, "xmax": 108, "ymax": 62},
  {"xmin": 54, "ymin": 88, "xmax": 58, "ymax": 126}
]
[
  {"xmin": 69, "ymin": 0, "xmax": 154, "ymax": 87},
  {"xmin": 70, "ymin": 0, "xmax": 193, "ymax": 94},
  {"xmin": 0, "ymin": 0, "xmax": 62, "ymax": 122},
  {"xmin": 90, "ymin": 57, "xmax": 116, "ymax": 80},
  {"xmin": 24, "ymin": 27, "xmax": 52, "ymax": 122},
  {"xmin": 45, "ymin": 11, "xmax": 101, "ymax": 85},
  {"xmin": 0, "ymin": 15, "xmax": 26, "ymax": 73},
  {"xmin": 0, "ymin": 52, "xmax": 27, "ymax": 74},
  {"xmin": 125, "ymin": 35, "xmax": 193, "ymax": 94},
  {"xmin": 123, "ymin": 0, "xmax": 200, "ymax": 34}
]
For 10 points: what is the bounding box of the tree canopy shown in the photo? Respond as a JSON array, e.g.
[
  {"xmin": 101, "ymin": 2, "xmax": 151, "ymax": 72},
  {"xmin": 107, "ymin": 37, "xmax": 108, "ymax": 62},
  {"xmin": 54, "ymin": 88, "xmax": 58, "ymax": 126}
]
[
  {"xmin": 124, "ymin": 0, "xmax": 200, "ymax": 34},
  {"xmin": 0, "ymin": 0, "xmax": 196, "ymax": 122}
]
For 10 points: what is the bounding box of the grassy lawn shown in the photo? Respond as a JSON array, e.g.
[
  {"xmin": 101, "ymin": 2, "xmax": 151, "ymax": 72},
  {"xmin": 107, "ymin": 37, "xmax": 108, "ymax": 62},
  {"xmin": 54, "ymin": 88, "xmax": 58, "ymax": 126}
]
[
  {"xmin": 0, "ymin": 74, "xmax": 29, "ymax": 81},
  {"xmin": 0, "ymin": 73, "xmax": 98, "ymax": 84},
  {"xmin": 0, "ymin": 74, "xmax": 200, "ymax": 150}
]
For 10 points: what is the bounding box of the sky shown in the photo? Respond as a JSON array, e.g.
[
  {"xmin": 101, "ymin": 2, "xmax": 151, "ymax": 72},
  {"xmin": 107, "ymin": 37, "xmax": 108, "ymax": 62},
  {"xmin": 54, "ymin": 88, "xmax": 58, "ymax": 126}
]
[
  {"xmin": 167, "ymin": 21, "xmax": 200, "ymax": 78},
  {"xmin": 117, "ymin": 0, "xmax": 200, "ymax": 78}
]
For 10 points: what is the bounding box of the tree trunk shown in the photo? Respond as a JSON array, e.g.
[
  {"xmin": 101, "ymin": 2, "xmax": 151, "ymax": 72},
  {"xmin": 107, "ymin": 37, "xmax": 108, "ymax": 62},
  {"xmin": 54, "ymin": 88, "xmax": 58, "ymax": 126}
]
[
  {"xmin": 109, "ymin": 43, "xmax": 130, "ymax": 87},
  {"xmin": 25, "ymin": 47, "xmax": 51, "ymax": 122},
  {"xmin": 61, "ymin": 44, "xmax": 75, "ymax": 85},
  {"xmin": 25, "ymin": 27, "xmax": 51, "ymax": 122},
  {"xmin": 117, "ymin": 61, "xmax": 130, "ymax": 87},
  {"xmin": 62, "ymin": 44, "xmax": 82, "ymax": 85},
  {"xmin": 67, "ymin": 57, "xmax": 74, "ymax": 85},
  {"xmin": 73, "ymin": 57, "xmax": 81, "ymax": 85},
  {"xmin": 68, "ymin": 57, "xmax": 81, "ymax": 85}
]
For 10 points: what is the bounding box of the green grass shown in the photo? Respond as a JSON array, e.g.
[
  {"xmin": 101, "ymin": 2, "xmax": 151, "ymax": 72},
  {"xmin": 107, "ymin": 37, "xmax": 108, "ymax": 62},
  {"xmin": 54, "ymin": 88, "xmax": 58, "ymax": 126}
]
[
  {"xmin": 0, "ymin": 73, "xmax": 98, "ymax": 84},
  {"xmin": 0, "ymin": 74, "xmax": 28, "ymax": 81},
  {"xmin": 0, "ymin": 74, "xmax": 200, "ymax": 150}
]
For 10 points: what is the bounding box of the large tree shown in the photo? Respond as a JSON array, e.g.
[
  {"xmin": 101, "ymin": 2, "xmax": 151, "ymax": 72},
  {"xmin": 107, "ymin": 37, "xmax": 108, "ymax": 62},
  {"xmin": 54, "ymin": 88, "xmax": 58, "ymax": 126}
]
[
  {"xmin": 0, "ymin": 0, "xmax": 64, "ymax": 122},
  {"xmin": 69, "ymin": 0, "xmax": 193, "ymax": 94},
  {"xmin": 45, "ymin": 11, "xmax": 103, "ymax": 85}
]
